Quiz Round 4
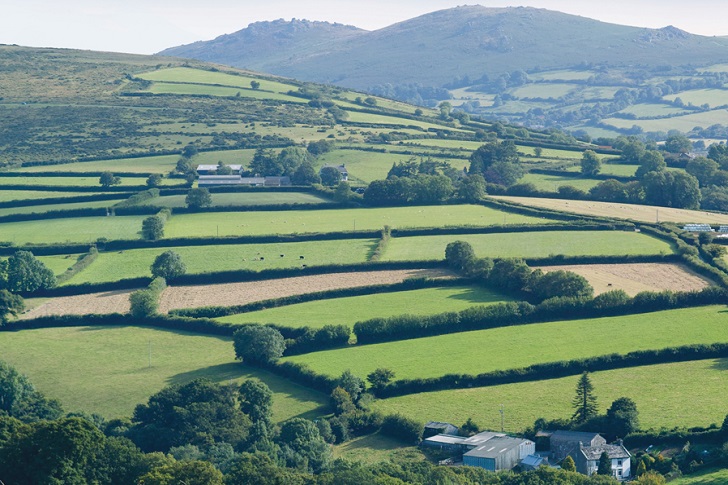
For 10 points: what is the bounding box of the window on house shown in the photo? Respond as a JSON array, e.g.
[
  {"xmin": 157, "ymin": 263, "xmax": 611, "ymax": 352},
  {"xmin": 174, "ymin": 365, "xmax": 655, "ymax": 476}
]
[{"xmin": 617, "ymin": 460, "xmax": 622, "ymax": 466}]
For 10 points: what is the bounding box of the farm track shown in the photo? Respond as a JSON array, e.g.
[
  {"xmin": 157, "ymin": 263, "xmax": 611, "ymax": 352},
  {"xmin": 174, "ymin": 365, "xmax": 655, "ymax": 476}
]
[{"xmin": 536, "ymin": 262, "xmax": 714, "ymax": 296}]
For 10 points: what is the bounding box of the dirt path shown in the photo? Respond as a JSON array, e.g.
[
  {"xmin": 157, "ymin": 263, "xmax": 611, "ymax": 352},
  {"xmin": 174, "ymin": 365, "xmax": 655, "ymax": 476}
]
[
  {"xmin": 535, "ymin": 263, "xmax": 714, "ymax": 296},
  {"xmin": 158, "ymin": 268, "xmax": 454, "ymax": 313},
  {"xmin": 20, "ymin": 289, "xmax": 135, "ymax": 319}
]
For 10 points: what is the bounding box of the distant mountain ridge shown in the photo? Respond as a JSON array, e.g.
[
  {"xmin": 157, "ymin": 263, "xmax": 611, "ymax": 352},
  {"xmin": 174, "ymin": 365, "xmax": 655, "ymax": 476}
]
[{"xmin": 159, "ymin": 5, "xmax": 728, "ymax": 90}]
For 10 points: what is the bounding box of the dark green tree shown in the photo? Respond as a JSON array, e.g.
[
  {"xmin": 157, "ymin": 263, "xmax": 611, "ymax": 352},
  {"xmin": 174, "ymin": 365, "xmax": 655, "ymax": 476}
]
[
  {"xmin": 581, "ymin": 150, "xmax": 602, "ymax": 176},
  {"xmin": 597, "ymin": 451, "xmax": 612, "ymax": 475},
  {"xmin": 606, "ymin": 397, "xmax": 639, "ymax": 436},
  {"xmin": 460, "ymin": 417, "xmax": 480, "ymax": 437},
  {"xmin": 686, "ymin": 157, "xmax": 719, "ymax": 186},
  {"xmin": 333, "ymin": 181, "xmax": 352, "ymax": 203},
  {"xmin": 337, "ymin": 370, "xmax": 365, "ymax": 403},
  {"xmin": 366, "ymin": 368, "xmax": 395, "ymax": 393},
  {"xmin": 233, "ymin": 325, "xmax": 286, "ymax": 364},
  {"xmin": 529, "ymin": 270, "xmax": 594, "ymax": 301},
  {"xmin": 329, "ymin": 387, "xmax": 355, "ymax": 416},
  {"xmin": 150, "ymin": 250, "xmax": 186, "ymax": 279},
  {"xmin": 469, "ymin": 140, "xmax": 519, "ymax": 175},
  {"xmin": 319, "ymin": 166, "xmax": 342, "ymax": 186},
  {"xmin": 225, "ymin": 452, "xmax": 307, "ymax": 485},
  {"xmin": 307, "ymin": 139, "xmax": 335, "ymax": 156},
  {"xmin": 291, "ymin": 161, "xmax": 321, "ymax": 185},
  {"xmin": 445, "ymin": 240, "xmax": 476, "ymax": 272},
  {"xmin": 216, "ymin": 161, "xmax": 233, "ymax": 175},
  {"xmin": 562, "ymin": 455, "xmax": 577, "ymax": 472},
  {"xmin": 146, "ymin": 174, "xmax": 163, "ymax": 187},
  {"xmin": 129, "ymin": 289, "xmax": 159, "ymax": 318},
  {"xmin": 138, "ymin": 459, "xmax": 224, "ymax": 484},
  {"xmin": 572, "ymin": 372, "xmax": 598, "ymax": 423},
  {"xmin": 458, "ymin": 174, "xmax": 486, "ymax": 202},
  {"xmin": 0, "ymin": 290, "xmax": 24, "ymax": 324},
  {"xmin": 141, "ymin": 215, "xmax": 164, "ymax": 241},
  {"xmin": 239, "ymin": 380, "xmax": 273, "ymax": 426},
  {"xmin": 664, "ymin": 133, "xmax": 692, "ymax": 154},
  {"xmin": 636, "ymin": 151, "xmax": 666, "ymax": 179},
  {"xmin": 0, "ymin": 417, "xmax": 105, "ymax": 484},
  {"xmin": 276, "ymin": 418, "xmax": 332, "ymax": 473},
  {"xmin": 250, "ymin": 80, "xmax": 260, "ymax": 90},
  {"xmin": 129, "ymin": 379, "xmax": 251, "ymax": 453},
  {"xmin": 99, "ymin": 171, "xmax": 121, "ymax": 188},
  {"xmin": 0, "ymin": 250, "xmax": 56, "ymax": 292},
  {"xmin": 185, "ymin": 187, "xmax": 212, "ymax": 209}
]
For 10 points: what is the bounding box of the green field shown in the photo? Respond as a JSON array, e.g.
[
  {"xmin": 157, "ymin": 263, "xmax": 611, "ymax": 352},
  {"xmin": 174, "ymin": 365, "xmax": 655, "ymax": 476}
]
[
  {"xmin": 162, "ymin": 205, "xmax": 543, "ymax": 239},
  {"xmin": 146, "ymin": 81, "xmax": 305, "ymax": 103},
  {"xmin": 284, "ymin": 305, "xmax": 728, "ymax": 381},
  {"xmin": 0, "ymin": 176, "xmax": 181, "ymax": 187},
  {"xmin": 381, "ymin": 230, "xmax": 672, "ymax": 261},
  {"xmin": 0, "ymin": 325, "xmax": 327, "ymax": 421},
  {"xmin": 670, "ymin": 468, "xmax": 728, "ymax": 485},
  {"xmin": 619, "ymin": 103, "xmax": 690, "ymax": 118},
  {"xmin": 343, "ymin": 110, "xmax": 463, "ymax": 132},
  {"xmin": 35, "ymin": 254, "xmax": 84, "ymax": 275},
  {"xmin": 603, "ymin": 109, "xmax": 728, "ymax": 132},
  {"xmin": 315, "ymin": 149, "xmax": 467, "ymax": 183},
  {"xmin": 332, "ymin": 432, "xmax": 422, "ymax": 464},
  {"xmin": 0, "ymin": 190, "xmax": 104, "ymax": 202},
  {"xmin": 509, "ymin": 83, "xmax": 579, "ymax": 99},
  {"xmin": 520, "ymin": 173, "xmax": 601, "ymax": 191},
  {"xmin": 530, "ymin": 70, "xmax": 594, "ymax": 81},
  {"xmin": 664, "ymin": 89, "xmax": 728, "ymax": 108},
  {"xmin": 140, "ymin": 192, "xmax": 332, "ymax": 208},
  {"xmin": 217, "ymin": 286, "xmax": 511, "ymax": 328},
  {"xmin": 138, "ymin": 67, "xmax": 300, "ymax": 95},
  {"xmin": 371, "ymin": 358, "xmax": 728, "ymax": 433},
  {"xmin": 0, "ymin": 215, "xmax": 148, "ymax": 244},
  {"xmin": 63, "ymin": 239, "xmax": 376, "ymax": 285},
  {"xmin": 0, "ymin": 199, "xmax": 124, "ymax": 217}
]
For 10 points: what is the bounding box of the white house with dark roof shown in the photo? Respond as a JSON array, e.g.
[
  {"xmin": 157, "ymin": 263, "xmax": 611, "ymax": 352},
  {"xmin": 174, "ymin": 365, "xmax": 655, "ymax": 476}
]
[{"xmin": 575, "ymin": 440, "xmax": 631, "ymax": 480}]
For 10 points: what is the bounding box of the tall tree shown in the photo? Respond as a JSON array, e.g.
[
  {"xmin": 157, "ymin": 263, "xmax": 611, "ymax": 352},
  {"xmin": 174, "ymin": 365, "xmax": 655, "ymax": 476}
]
[
  {"xmin": 0, "ymin": 290, "xmax": 24, "ymax": 324},
  {"xmin": 0, "ymin": 250, "xmax": 56, "ymax": 293},
  {"xmin": 99, "ymin": 171, "xmax": 121, "ymax": 188},
  {"xmin": 150, "ymin": 251, "xmax": 186, "ymax": 279},
  {"xmin": 606, "ymin": 397, "xmax": 640, "ymax": 436},
  {"xmin": 581, "ymin": 150, "xmax": 602, "ymax": 176},
  {"xmin": 597, "ymin": 451, "xmax": 612, "ymax": 475},
  {"xmin": 233, "ymin": 325, "xmax": 286, "ymax": 364},
  {"xmin": 185, "ymin": 188, "xmax": 212, "ymax": 209},
  {"xmin": 572, "ymin": 372, "xmax": 598, "ymax": 423}
]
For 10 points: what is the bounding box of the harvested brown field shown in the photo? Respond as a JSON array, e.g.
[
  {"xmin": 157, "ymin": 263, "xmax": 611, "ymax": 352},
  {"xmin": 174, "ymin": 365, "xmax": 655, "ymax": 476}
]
[
  {"xmin": 535, "ymin": 263, "xmax": 714, "ymax": 296},
  {"xmin": 20, "ymin": 289, "xmax": 135, "ymax": 319},
  {"xmin": 493, "ymin": 196, "xmax": 728, "ymax": 224},
  {"xmin": 159, "ymin": 268, "xmax": 454, "ymax": 313}
]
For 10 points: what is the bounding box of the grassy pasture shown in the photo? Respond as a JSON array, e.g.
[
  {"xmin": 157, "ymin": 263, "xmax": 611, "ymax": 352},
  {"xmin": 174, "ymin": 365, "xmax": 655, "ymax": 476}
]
[
  {"xmin": 139, "ymin": 192, "xmax": 332, "ymax": 208},
  {"xmin": 578, "ymin": 86, "xmax": 621, "ymax": 100},
  {"xmin": 509, "ymin": 83, "xmax": 578, "ymax": 99},
  {"xmin": 163, "ymin": 205, "xmax": 542, "ymax": 239},
  {"xmin": 664, "ymin": 89, "xmax": 728, "ymax": 107},
  {"xmin": 36, "ymin": 254, "xmax": 84, "ymax": 275},
  {"xmin": 493, "ymin": 196, "xmax": 728, "ymax": 224},
  {"xmin": 343, "ymin": 111, "xmax": 464, "ymax": 132},
  {"xmin": 0, "ymin": 190, "xmax": 107, "ymax": 202},
  {"xmin": 315, "ymin": 149, "xmax": 467, "ymax": 183},
  {"xmin": 487, "ymin": 100, "xmax": 554, "ymax": 115},
  {"xmin": 63, "ymin": 239, "xmax": 376, "ymax": 285},
  {"xmin": 0, "ymin": 326, "xmax": 327, "ymax": 421},
  {"xmin": 284, "ymin": 305, "xmax": 728, "ymax": 381},
  {"xmin": 0, "ymin": 176, "xmax": 181, "ymax": 187},
  {"xmin": 520, "ymin": 173, "xmax": 601, "ymax": 191},
  {"xmin": 332, "ymin": 432, "xmax": 422, "ymax": 464},
  {"xmin": 619, "ymin": 103, "xmax": 690, "ymax": 118},
  {"xmin": 670, "ymin": 468, "xmax": 728, "ymax": 485},
  {"xmin": 529, "ymin": 70, "xmax": 594, "ymax": 81},
  {"xmin": 137, "ymin": 67, "xmax": 300, "ymax": 95},
  {"xmin": 381, "ymin": 230, "xmax": 672, "ymax": 262},
  {"xmin": 0, "ymin": 199, "xmax": 125, "ymax": 217},
  {"xmin": 217, "ymin": 285, "xmax": 511, "ymax": 328},
  {"xmin": 0, "ymin": 215, "xmax": 148, "ymax": 244},
  {"xmin": 19, "ymin": 154, "xmax": 181, "ymax": 174},
  {"xmin": 400, "ymin": 139, "xmax": 482, "ymax": 151},
  {"xmin": 603, "ymin": 109, "xmax": 728, "ymax": 132},
  {"xmin": 372, "ymin": 358, "xmax": 728, "ymax": 433},
  {"xmin": 145, "ymin": 82, "xmax": 305, "ymax": 103}
]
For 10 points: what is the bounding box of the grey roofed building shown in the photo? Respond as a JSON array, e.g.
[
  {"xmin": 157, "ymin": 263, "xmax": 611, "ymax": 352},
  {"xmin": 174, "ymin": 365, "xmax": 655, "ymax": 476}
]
[
  {"xmin": 423, "ymin": 421, "xmax": 459, "ymax": 438},
  {"xmin": 549, "ymin": 430, "xmax": 606, "ymax": 463},
  {"xmin": 576, "ymin": 441, "xmax": 631, "ymax": 480},
  {"xmin": 320, "ymin": 164, "xmax": 349, "ymax": 181},
  {"xmin": 419, "ymin": 434, "xmax": 465, "ymax": 452},
  {"xmin": 520, "ymin": 454, "xmax": 545, "ymax": 470},
  {"xmin": 198, "ymin": 175, "xmax": 244, "ymax": 186},
  {"xmin": 462, "ymin": 431, "xmax": 506, "ymax": 448},
  {"xmin": 463, "ymin": 436, "xmax": 535, "ymax": 472}
]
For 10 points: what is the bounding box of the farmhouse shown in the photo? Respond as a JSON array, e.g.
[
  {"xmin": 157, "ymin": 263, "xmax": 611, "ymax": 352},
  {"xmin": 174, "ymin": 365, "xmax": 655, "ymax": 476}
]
[
  {"xmin": 549, "ymin": 430, "xmax": 606, "ymax": 463},
  {"xmin": 575, "ymin": 441, "xmax": 631, "ymax": 480},
  {"xmin": 320, "ymin": 164, "xmax": 349, "ymax": 181},
  {"xmin": 420, "ymin": 430, "xmax": 506, "ymax": 452},
  {"xmin": 462, "ymin": 436, "xmax": 535, "ymax": 472},
  {"xmin": 197, "ymin": 175, "xmax": 291, "ymax": 187}
]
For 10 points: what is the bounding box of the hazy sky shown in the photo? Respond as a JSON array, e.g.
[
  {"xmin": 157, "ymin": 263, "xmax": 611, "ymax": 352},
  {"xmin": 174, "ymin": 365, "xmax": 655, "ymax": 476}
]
[{"xmin": 3, "ymin": 0, "xmax": 727, "ymax": 55}]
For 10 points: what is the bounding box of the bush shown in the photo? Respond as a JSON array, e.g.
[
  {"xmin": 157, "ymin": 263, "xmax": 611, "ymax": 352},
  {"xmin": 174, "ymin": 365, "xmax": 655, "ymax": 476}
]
[
  {"xmin": 141, "ymin": 215, "xmax": 164, "ymax": 240},
  {"xmin": 129, "ymin": 277, "xmax": 166, "ymax": 318},
  {"xmin": 150, "ymin": 250, "xmax": 186, "ymax": 280},
  {"xmin": 380, "ymin": 414, "xmax": 423, "ymax": 444},
  {"xmin": 233, "ymin": 325, "xmax": 286, "ymax": 364}
]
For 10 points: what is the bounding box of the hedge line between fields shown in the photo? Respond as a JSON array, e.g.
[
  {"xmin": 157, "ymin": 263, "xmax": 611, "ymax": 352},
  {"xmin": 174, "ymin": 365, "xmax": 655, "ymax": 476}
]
[
  {"xmin": 352, "ymin": 286, "xmax": 728, "ymax": 345},
  {"xmin": 0, "ymin": 220, "xmax": 629, "ymax": 257},
  {"xmin": 24, "ymin": 260, "xmax": 448, "ymax": 297},
  {"xmin": 0, "ymin": 205, "xmax": 162, "ymax": 223},
  {"xmin": 528, "ymin": 168, "xmax": 634, "ymax": 183},
  {"xmin": 56, "ymin": 247, "xmax": 98, "ymax": 285},
  {"xmin": 0, "ymin": 193, "xmax": 134, "ymax": 209},
  {"xmin": 171, "ymin": 277, "xmax": 468, "ymax": 319},
  {"xmin": 372, "ymin": 342, "xmax": 728, "ymax": 398}
]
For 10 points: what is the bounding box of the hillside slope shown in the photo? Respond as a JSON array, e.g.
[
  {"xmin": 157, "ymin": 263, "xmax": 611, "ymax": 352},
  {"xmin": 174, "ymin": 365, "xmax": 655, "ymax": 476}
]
[{"xmin": 159, "ymin": 6, "xmax": 728, "ymax": 90}]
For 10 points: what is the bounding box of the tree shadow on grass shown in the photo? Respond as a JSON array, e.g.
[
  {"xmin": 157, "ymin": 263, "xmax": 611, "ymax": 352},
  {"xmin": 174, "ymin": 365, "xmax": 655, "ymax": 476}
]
[
  {"xmin": 440, "ymin": 286, "xmax": 508, "ymax": 304},
  {"xmin": 168, "ymin": 362, "xmax": 329, "ymax": 421},
  {"xmin": 710, "ymin": 358, "xmax": 728, "ymax": 371}
]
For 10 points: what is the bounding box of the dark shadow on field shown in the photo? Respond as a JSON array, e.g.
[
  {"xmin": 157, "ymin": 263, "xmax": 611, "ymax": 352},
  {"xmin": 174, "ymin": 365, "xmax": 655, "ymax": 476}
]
[
  {"xmin": 710, "ymin": 358, "xmax": 728, "ymax": 371},
  {"xmin": 439, "ymin": 286, "xmax": 507, "ymax": 304},
  {"xmin": 168, "ymin": 362, "xmax": 329, "ymax": 421}
]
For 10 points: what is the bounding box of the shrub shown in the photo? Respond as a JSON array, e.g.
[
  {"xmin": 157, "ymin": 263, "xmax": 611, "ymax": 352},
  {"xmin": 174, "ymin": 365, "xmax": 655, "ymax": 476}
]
[
  {"xmin": 380, "ymin": 414, "xmax": 423, "ymax": 444},
  {"xmin": 233, "ymin": 325, "xmax": 286, "ymax": 364},
  {"xmin": 150, "ymin": 250, "xmax": 186, "ymax": 279}
]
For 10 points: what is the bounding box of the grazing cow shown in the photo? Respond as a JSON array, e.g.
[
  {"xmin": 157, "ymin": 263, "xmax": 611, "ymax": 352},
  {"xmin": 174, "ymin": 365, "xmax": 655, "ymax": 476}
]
[
  {"xmin": 280, "ymin": 254, "xmax": 284, "ymax": 257},
  {"xmin": 299, "ymin": 256, "xmax": 305, "ymax": 259},
  {"xmin": 260, "ymin": 257, "xmax": 265, "ymax": 261},
  {"xmin": 301, "ymin": 264, "xmax": 307, "ymax": 268}
]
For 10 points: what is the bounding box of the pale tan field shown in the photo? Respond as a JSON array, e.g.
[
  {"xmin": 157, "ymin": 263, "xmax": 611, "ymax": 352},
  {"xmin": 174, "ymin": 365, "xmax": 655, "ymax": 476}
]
[
  {"xmin": 493, "ymin": 196, "xmax": 728, "ymax": 224},
  {"xmin": 21, "ymin": 289, "xmax": 135, "ymax": 319},
  {"xmin": 158, "ymin": 269, "xmax": 454, "ymax": 313},
  {"xmin": 536, "ymin": 263, "xmax": 714, "ymax": 296}
]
